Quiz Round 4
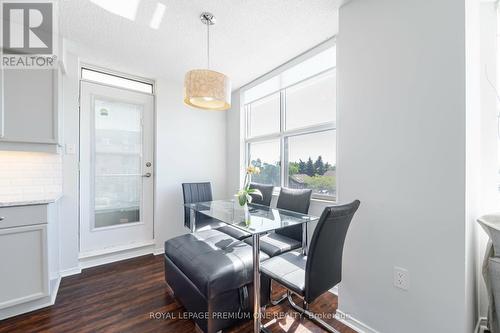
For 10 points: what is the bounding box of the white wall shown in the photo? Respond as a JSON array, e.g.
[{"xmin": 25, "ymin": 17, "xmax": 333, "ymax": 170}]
[
  {"xmin": 465, "ymin": 0, "xmax": 481, "ymax": 330},
  {"xmin": 226, "ymin": 91, "xmax": 243, "ymax": 197},
  {"xmin": 59, "ymin": 51, "xmax": 80, "ymax": 275},
  {"xmin": 154, "ymin": 78, "xmax": 227, "ymax": 251},
  {"xmin": 337, "ymin": 0, "xmax": 474, "ymax": 332},
  {"xmin": 478, "ymin": 1, "xmax": 499, "ymax": 320}
]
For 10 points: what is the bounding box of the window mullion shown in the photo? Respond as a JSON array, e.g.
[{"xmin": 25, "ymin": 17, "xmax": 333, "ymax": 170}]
[
  {"xmin": 280, "ymin": 90, "xmax": 286, "ymax": 188},
  {"xmin": 245, "ymin": 141, "xmax": 250, "ymax": 188},
  {"xmin": 245, "ymin": 104, "xmax": 250, "ymax": 139},
  {"xmin": 283, "ymin": 136, "xmax": 289, "ymax": 188}
]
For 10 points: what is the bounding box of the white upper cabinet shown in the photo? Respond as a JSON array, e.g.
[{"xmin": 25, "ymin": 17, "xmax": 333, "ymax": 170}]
[{"xmin": 0, "ymin": 68, "xmax": 60, "ymax": 152}]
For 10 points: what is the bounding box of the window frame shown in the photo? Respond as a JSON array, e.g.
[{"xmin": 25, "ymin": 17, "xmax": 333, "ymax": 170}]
[
  {"xmin": 80, "ymin": 65, "xmax": 155, "ymax": 95},
  {"xmin": 244, "ymin": 68, "xmax": 337, "ymax": 201}
]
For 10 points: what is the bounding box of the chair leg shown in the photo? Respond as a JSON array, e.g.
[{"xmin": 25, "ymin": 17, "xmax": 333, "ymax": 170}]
[
  {"xmin": 269, "ymin": 281, "xmax": 288, "ymax": 305},
  {"xmin": 271, "ymin": 291, "xmax": 287, "ymax": 305},
  {"xmin": 287, "ymin": 291, "xmax": 340, "ymax": 333},
  {"xmin": 271, "ymin": 293, "xmax": 287, "ymax": 306}
]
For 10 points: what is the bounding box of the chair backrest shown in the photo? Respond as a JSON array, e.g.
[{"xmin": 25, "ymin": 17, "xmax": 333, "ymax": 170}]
[
  {"xmin": 275, "ymin": 187, "xmax": 312, "ymax": 241},
  {"xmin": 182, "ymin": 182, "xmax": 213, "ymax": 228},
  {"xmin": 249, "ymin": 183, "xmax": 274, "ymax": 206},
  {"xmin": 304, "ymin": 200, "xmax": 360, "ymax": 303}
]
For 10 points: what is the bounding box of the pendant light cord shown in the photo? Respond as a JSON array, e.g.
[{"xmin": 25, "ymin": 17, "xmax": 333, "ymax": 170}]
[{"xmin": 206, "ymin": 22, "xmax": 210, "ymax": 70}]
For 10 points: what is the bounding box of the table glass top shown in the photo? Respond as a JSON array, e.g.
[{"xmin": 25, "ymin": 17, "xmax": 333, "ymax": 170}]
[{"xmin": 185, "ymin": 199, "xmax": 319, "ymax": 235}]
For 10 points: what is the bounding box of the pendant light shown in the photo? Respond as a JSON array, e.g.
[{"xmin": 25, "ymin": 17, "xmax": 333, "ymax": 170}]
[{"xmin": 184, "ymin": 12, "xmax": 231, "ymax": 111}]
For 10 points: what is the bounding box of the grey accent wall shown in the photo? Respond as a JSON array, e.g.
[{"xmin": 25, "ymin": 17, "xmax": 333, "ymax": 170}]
[{"xmin": 337, "ymin": 0, "xmax": 477, "ymax": 332}]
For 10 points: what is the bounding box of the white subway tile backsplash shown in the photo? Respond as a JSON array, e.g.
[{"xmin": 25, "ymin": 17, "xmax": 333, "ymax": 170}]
[
  {"xmin": 0, "ymin": 151, "xmax": 62, "ymax": 202},
  {"xmin": 0, "ymin": 187, "xmax": 22, "ymax": 195}
]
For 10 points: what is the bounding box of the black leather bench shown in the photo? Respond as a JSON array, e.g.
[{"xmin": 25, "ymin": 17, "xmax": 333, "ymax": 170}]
[{"xmin": 164, "ymin": 229, "xmax": 270, "ymax": 333}]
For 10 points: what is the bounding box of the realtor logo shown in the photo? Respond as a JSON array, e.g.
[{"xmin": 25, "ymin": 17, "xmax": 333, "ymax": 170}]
[
  {"xmin": 1, "ymin": 1, "xmax": 57, "ymax": 68},
  {"xmin": 3, "ymin": 2, "xmax": 53, "ymax": 54}
]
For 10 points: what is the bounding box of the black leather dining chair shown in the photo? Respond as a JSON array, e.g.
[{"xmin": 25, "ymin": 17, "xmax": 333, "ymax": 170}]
[
  {"xmin": 182, "ymin": 182, "xmax": 225, "ymax": 231},
  {"xmin": 182, "ymin": 182, "xmax": 273, "ymax": 240},
  {"xmin": 275, "ymin": 187, "xmax": 312, "ymax": 242},
  {"xmin": 244, "ymin": 187, "xmax": 312, "ymax": 258},
  {"xmin": 249, "ymin": 183, "xmax": 274, "ymax": 206},
  {"xmin": 260, "ymin": 200, "xmax": 361, "ymax": 333}
]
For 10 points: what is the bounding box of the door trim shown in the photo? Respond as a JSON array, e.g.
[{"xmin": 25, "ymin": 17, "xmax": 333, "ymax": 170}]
[
  {"xmin": 80, "ymin": 62, "xmax": 155, "ymax": 95},
  {"xmin": 78, "ymin": 240, "xmax": 156, "ymax": 269},
  {"xmin": 89, "ymin": 221, "xmax": 144, "ymax": 232},
  {"xmin": 77, "ymin": 64, "xmax": 157, "ymax": 258},
  {"xmin": 79, "ymin": 75, "xmax": 155, "ymax": 255}
]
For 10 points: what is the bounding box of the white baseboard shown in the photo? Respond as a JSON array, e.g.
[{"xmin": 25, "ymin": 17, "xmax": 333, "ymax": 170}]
[
  {"xmin": 49, "ymin": 276, "xmax": 61, "ymax": 304},
  {"xmin": 79, "ymin": 240, "xmax": 155, "ymax": 259},
  {"xmin": 329, "ymin": 285, "xmax": 339, "ymax": 296},
  {"xmin": 61, "ymin": 242, "xmax": 160, "ymax": 274},
  {"xmin": 153, "ymin": 247, "xmax": 164, "ymax": 255},
  {"xmin": 59, "ymin": 266, "xmax": 82, "ymax": 277},
  {"xmin": 0, "ymin": 276, "xmax": 61, "ymax": 320},
  {"xmin": 336, "ymin": 309, "xmax": 380, "ymax": 333},
  {"xmin": 79, "ymin": 241, "xmax": 156, "ymax": 269}
]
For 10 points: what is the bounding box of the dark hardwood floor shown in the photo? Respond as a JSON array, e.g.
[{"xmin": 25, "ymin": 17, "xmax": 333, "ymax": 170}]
[{"xmin": 0, "ymin": 255, "xmax": 356, "ymax": 333}]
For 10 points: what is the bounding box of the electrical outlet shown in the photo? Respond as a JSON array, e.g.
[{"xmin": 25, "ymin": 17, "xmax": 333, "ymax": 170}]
[
  {"xmin": 394, "ymin": 267, "xmax": 409, "ymax": 290},
  {"xmin": 65, "ymin": 144, "xmax": 76, "ymax": 155}
]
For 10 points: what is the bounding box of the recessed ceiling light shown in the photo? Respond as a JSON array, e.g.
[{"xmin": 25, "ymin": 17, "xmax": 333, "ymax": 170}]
[
  {"xmin": 90, "ymin": 0, "xmax": 140, "ymax": 21},
  {"xmin": 150, "ymin": 3, "xmax": 166, "ymax": 30}
]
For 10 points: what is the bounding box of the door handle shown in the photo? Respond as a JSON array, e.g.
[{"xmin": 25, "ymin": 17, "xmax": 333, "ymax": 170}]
[
  {"xmin": 0, "ymin": 217, "xmax": 5, "ymax": 222},
  {"xmin": 142, "ymin": 172, "xmax": 152, "ymax": 178}
]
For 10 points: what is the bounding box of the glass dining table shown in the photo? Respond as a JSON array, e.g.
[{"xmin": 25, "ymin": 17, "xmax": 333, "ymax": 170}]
[{"xmin": 184, "ymin": 199, "xmax": 320, "ymax": 333}]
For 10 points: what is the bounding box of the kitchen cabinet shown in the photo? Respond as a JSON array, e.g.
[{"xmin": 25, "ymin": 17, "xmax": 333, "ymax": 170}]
[
  {"xmin": 0, "ymin": 201, "xmax": 60, "ymax": 320},
  {"xmin": 0, "ymin": 68, "xmax": 61, "ymax": 152},
  {"xmin": 0, "ymin": 224, "xmax": 48, "ymax": 308}
]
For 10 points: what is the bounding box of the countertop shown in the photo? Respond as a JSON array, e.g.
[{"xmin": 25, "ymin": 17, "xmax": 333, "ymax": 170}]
[{"xmin": 0, "ymin": 195, "xmax": 63, "ymax": 208}]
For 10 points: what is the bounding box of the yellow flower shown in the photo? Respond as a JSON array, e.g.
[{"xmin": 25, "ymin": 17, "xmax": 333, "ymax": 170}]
[{"xmin": 246, "ymin": 165, "xmax": 261, "ymax": 175}]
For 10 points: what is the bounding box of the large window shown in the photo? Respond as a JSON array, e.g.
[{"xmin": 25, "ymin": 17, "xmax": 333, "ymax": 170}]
[{"xmin": 243, "ymin": 45, "xmax": 336, "ymax": 200}]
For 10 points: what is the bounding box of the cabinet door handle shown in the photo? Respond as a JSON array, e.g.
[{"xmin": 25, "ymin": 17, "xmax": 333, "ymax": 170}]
[{"xmin": 0, "ymin": 217, "xmax": 4, "ymax": 221}]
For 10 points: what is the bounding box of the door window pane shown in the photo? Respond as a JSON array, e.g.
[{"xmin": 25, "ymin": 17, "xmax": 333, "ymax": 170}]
[
  {"xmin": 249, "ymin": 140, "xmax": 281, "ymax": 187},
  {"xmin": 288, "ymin": 130, "xmax": 336, "ymax": 197},
  {"xmin": 94, "ymin": 98, "xmax": 143, "ymax": 228},
  {"xmin": 247, "ymin": 93, "xmax": 280, "ymax": 137},
  {"xmin": 285, "ymin": 71, "xmax": 336, "ymax": 130},
  {"xmin": 82, "ymin": 68, "xmax": 153, "ymax": 94}
]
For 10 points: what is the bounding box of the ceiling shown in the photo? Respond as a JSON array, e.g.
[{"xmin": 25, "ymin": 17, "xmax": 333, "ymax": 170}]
[{"xmin": 60, "ymin": 0, "xmax": 339, "ymax": 90}]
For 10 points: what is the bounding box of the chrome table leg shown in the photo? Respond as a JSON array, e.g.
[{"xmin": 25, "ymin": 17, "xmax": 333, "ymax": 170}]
[
  {"xmin": 252, "ymin": 233, "xmax": 261, "ymax": 333},
  {"xmin": 302, "ymin": 222, "xmax": 308, "ymax": 255},
  {"xmin": 190, "ymin": 208, "xmax": 196, "ymax": 233}
]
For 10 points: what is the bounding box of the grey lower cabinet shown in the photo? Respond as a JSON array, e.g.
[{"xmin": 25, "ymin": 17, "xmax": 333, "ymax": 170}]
[
  {"xmin": 0, "ymin": 224, "xmax": 48, "ymax": 308},
  {"xmin": 0, "ymin": 203, "xmax": 59, "ymax": 320},
  {"xmin": 0, "ymin": 68, "xmax": 61, "ymax": 152}
]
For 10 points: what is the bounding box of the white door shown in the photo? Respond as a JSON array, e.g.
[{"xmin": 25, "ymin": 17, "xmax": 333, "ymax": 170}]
[{"xmin": 80, "ymin": 81, "xmax": 154, "ymax": 254}]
